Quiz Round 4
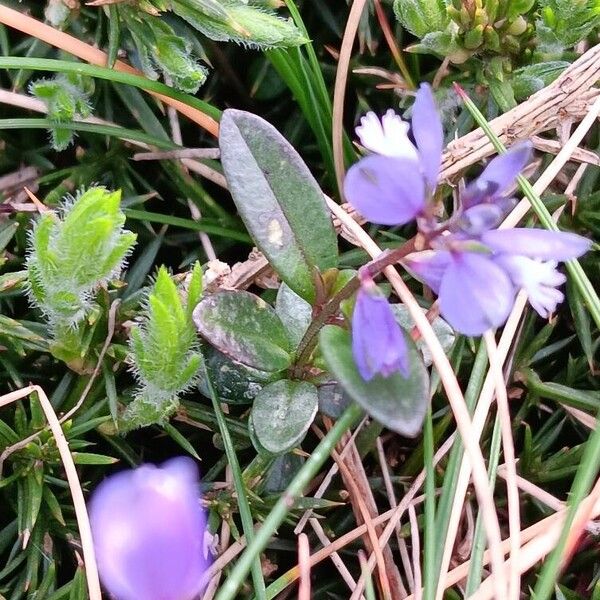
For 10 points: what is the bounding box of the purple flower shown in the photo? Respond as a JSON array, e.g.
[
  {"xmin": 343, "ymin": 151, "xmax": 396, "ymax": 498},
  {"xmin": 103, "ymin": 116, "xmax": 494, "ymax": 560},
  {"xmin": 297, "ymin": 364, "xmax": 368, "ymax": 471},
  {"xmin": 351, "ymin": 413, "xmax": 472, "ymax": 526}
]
[
  {"xmin": 344, "ymin": 84, "xmax": 443, "ymax": 225},
  {"xmin": 89, "ymin": 457, "xmax": 209, "ymax": 600},
  {"xmin": 352, "ymin": 285, "xmax": 409, "ymax": 380},
  {"xmin": 405, "ymin": 228, "xmax": 591, "ymax": 335},
  {"xmin": 461, "ymin": 143, "xmax": 532, "ymax": 209}
]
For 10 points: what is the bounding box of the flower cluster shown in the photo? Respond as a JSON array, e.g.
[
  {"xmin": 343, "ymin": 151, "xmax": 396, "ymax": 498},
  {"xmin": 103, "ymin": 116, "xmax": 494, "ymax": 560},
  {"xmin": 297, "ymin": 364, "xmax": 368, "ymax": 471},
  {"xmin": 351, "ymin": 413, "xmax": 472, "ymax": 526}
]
[
  {"xmin": 89, "ymin": 458, "xmax": 209, "ymax": 600},
  {"xmin": 346, "ymin": 84, "xmax": 591, "ymax": 381}
]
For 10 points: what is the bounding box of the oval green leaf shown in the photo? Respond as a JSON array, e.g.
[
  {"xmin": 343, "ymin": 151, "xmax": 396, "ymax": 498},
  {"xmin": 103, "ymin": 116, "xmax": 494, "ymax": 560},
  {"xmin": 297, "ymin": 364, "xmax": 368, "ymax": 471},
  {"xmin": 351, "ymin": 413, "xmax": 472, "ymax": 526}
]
[
  {"xmin": 193, "ymin": 290, "xmax": 292, "ymax": 371},
  {"xmin": 197, "ymin": 346, "xmax": 283, "ymax": 404},
  {"xmin": 250, "ymin": 379, "xmax": 319, "ymax": 454},
  {"xmin": 319, "ymin": 325, "xmax": 429, "ymax": 437},
  {"xmin": 275, "ymin": 283, "xmax": 312, "ymax": 349},
  {"xmin": 219, "ymin": 109, "xmax": 338, "ymax": 303},
  {"xmin": 391, "ymin": 304, "xmax": 455, "ymax": 367}
]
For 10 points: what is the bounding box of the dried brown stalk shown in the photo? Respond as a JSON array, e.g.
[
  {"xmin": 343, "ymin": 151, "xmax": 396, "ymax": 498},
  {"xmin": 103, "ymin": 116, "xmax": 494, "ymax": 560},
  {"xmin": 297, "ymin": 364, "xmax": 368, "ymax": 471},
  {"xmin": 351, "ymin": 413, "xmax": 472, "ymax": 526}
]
[{"xmin": 441, "ymin": 44, "xmax": 600, "ymax": 180}]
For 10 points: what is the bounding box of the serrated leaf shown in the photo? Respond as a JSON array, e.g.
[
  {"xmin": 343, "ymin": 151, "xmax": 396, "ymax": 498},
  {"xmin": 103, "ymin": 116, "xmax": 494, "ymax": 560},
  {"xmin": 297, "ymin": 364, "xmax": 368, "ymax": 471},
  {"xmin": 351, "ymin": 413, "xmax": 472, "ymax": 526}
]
[
  {"xmin": 393, "ymin": 0, "xmax": 448, "ymax": 38},
  {"xmin": 194, "ymin": 290, "xmax": 292, "ymax": 371},
  {"xmin": 219, "ymin": 109, "xmax": 337, "ymax": 303},
  {"xmin": 319, "ymin": 325, "xmax": 429, "ymax": 437},
  {"xmin": 250, "ymin": 379, "xmax": 318, "ymax": 454}
]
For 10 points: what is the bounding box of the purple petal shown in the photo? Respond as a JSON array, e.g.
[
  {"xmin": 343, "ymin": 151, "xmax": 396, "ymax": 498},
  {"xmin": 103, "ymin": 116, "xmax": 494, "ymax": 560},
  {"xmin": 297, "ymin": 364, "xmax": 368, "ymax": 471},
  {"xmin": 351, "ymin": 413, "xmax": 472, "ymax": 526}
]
[
  {"xmin": 458, "ymin": 203, "xmax": 506, "ymax": 235},
  {"xmin": 439, "ymin": 252, "xmax": 515, "ymax": 335},
  {"xmin": 90, "ymin": 458, "xmax": 209, "ymax": 600},
  {"xmin": 411, "ymin": 83, "xmax": 443, "ymax": 191},
  {"xmin": 403, "ymin": 250, "xmax": 451, "ymax": 294},
  {"xmin": 481, "ymin": 228, "xmax": 591, "ymax": 261},
  {"xmin": 352, "ymin": 287, "xmax": 410, "ymax": 380},
  {"xmin": 462, "ymin": 142, "xmax": 532, "ymax": 208},
  {"xmin": 344, "ymin": 155, "xmax": 426, "ymax": 225}
]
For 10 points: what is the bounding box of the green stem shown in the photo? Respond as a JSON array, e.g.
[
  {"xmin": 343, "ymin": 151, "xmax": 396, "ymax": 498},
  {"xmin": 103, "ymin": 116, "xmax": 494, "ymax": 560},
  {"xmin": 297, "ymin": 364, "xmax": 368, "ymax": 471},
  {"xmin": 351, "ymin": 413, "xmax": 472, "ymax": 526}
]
[
  {"xmin": 294, "ymin": 238, "xmax": 418, "ymax": 368},
  {"xmin": 201, "ymin": 361, "xmax": 267, "ymax": 600},
  {"xmin": 0, "ymin": 57, "xmax": 221, "ymax": 120},
  {"xmin": 214, "ymin": 402, "xmax": 363, "ymax": 600}
]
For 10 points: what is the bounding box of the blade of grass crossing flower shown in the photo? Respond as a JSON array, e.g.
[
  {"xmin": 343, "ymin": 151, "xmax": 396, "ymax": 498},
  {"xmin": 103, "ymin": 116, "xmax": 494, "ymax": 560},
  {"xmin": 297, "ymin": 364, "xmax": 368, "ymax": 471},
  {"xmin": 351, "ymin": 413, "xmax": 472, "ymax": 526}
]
[
  {"xmin": 459, "ymin": 88, "xmax": 600, "ymax": 597},
  {"xmin": 214, "ymin": 402, "xmax": 363, "ymax": 600},
  {"xmin": 457, "ymin": 86, "xmax": 600, "ymax": 329},
  {"xmin": 465, "ymin": 412, "xmax": 503, "ymax": 594},
  {"xmin": 431, "ymin": 342, "xmax": 489, "ymax": 590},
  {"xmin": 200, "ymin": 359, "xmax": 267, "ymax": 600}
]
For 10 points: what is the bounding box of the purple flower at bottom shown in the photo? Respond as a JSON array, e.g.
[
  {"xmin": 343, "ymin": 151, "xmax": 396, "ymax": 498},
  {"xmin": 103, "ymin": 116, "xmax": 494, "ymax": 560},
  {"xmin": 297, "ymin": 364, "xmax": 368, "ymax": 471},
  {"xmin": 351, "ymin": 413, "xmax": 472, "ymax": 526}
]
[
  {"xmin": 89, "ymin": 457, "xmax": 209, "ymax": 600},
  {"xmin": 352, "ymin": 286, "xmax": 409, "ymax": 381}
]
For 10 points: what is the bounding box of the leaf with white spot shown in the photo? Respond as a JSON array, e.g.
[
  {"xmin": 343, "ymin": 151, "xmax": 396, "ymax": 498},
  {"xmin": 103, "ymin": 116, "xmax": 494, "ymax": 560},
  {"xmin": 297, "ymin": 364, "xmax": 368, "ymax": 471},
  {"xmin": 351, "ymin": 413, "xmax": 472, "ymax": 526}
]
[
  {"xmin": 193, "ymin": 290, "xmax": 292, "ymax": 371},
  {"xmin": 219, "ymin": 109, "xmax": 338, "ymax": 303}
]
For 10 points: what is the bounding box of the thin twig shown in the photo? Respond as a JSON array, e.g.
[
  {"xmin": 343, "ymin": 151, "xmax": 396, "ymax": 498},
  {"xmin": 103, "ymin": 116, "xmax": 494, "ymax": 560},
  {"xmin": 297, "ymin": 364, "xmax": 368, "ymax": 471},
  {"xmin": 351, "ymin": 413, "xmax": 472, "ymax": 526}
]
[
  {"xmin": 133, "ymin": 148, "xmax": 221, "ymax": 161},
  {"xmin": 332, "ymin": 0, "xmax": 368, "ymax": 196},
  {"xmin": 298, "ymin": 533, "xmax": 311, "ymax": 600}
]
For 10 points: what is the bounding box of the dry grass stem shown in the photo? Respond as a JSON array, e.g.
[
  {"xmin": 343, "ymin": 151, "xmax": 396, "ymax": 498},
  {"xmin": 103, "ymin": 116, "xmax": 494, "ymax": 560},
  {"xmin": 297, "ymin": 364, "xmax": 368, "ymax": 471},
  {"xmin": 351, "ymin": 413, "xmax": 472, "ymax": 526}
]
[
  {"xmin": 332, "ymin": 0, "xmax": 369, "ymax": 195},
  {"xmin": 442, "ymin": 44, "xmax": 600, "ymax": 180},
  {"xmin": 484, "ymin": 332, "xmax": 521, "ymax": 600},
  {"xmin": 408, "ymin": 505, "xmax": 422, "ymax": 600},
  {"xmin": 0, "ymin": 386, "xmax": 101, "ymax": 599},
  {"xmin": 351, "ymin": 435, "xmax": 456, "ymax": 600},
  {"xmin": 308, "ymin": 518, "xmax": 361, "ymax": 596},
  {"xmin": 298, "ymin": 533, "xmax": 311, "ymax": 600},
  {"xmin": 376, "ymin": 437, "xmax": 412, "ymax": 596}
]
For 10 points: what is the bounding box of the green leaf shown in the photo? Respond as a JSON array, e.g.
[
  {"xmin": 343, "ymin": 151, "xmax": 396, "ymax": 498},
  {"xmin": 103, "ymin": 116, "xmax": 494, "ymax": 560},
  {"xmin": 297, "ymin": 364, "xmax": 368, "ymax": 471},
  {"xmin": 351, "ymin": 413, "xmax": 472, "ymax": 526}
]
[
  {"xmin": 391, "ymin": 305, "xmax": 455, "ymax": 367},
  {"xmin": 275, "ymin": 283, "xmax": 312, "ymax": 349},
  {"xmin": 263, "ymin": 453, "xmax": 305, "ymax": 494},
  {"xmin": 319, "ymin": 325, "xmax": 429, "ymax": 437},
  {"xmin": 219, "ymin": 109, "xmax": 338, "ymax": 303},
  {"xmin": 173, "ymin": 0, "xmax": 307, "ymax": 48},
  {"xmin": 250, "ymin": 380, "xmax": 319, "ymax": 454},
  {"xmin": 71, "ymin": 452, "xmax": 119, "ymax": 465},
  {"xmin": 511, "ymin": 61, "xmax": 569, "ymax": 100},
  {"xmin": 198, "ymin": 346, "xmax": 282, "ymax": 404},
  {"xmin": 393, "ymin": 0, "xmax": 448, "ymax": 38},
  {"xmin": 193, "ymin": 290, "xmax": 292, "ymax": 371}
]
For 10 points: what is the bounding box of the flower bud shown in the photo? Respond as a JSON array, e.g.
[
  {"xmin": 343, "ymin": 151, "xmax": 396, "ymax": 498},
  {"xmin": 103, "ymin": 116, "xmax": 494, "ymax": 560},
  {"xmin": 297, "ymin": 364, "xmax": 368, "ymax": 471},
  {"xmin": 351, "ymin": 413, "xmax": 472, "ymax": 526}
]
[{"xmin": 89, "ymin": 458, "xmax": 210, "ymax": 600}]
